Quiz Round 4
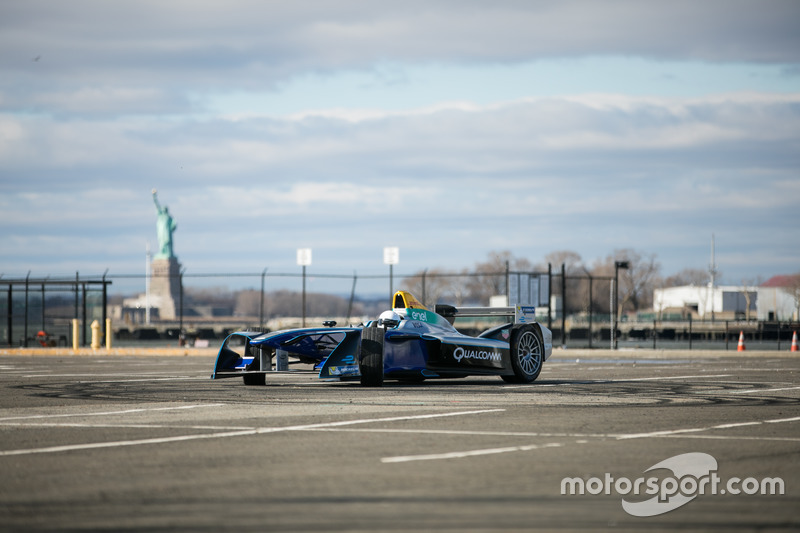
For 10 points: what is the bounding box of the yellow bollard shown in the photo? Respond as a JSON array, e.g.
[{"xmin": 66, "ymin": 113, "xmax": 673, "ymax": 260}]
[
  {"xmin": 72, "ymin": 319, "xmax": 79, "ymax": 351},
  {"xmin": 90, "ymin": 320, "xmax": 101, "ymax": 350},
  {"xmin": 106, "ymin": 318, "xmax": 112, "ymax": 349}
]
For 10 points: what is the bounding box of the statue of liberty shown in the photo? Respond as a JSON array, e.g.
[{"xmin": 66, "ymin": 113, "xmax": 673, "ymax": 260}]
[{"xmin": 152, "ymin": 189, "xmax": 177, "ymax": 259}]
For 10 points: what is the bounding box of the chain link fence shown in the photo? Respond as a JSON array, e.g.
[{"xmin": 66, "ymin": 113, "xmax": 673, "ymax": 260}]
[{"xmin": 2, "ymin": 269, "xmax": 797, "ymax": 350}]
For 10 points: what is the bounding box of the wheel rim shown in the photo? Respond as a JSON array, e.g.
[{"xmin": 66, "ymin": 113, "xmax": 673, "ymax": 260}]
[{"xmin": 517, "ymin": 331, "xmax": 542, "ymax": 376}]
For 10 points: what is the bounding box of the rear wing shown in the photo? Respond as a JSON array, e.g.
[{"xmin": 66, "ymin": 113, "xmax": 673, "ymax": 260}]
[{"xmin": 434, "ymin": 304, "xmax": 538, "ymax": 325}]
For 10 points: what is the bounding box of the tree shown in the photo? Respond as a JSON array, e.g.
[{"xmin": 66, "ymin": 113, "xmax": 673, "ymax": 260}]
[
  {"xmin": 592, "ymin": 249, "xmax": 661, "ymax": 317},
  {"xmin": 402, "ymin": 268, "xmax": 462, "ymax": 307},
  {"xmin": 540, "ymin": 250, "xmax": 584, "ymax": 275},
  {"xmin": 540, "ymin": 250, "xmax": 586, "ymax": 314},
  {"xmin": 465, "ymin": 251, "xmax": 533, "ymax": 304},
  {"xmin": 234, "ymin": 289, "xmax": 261, "ymax": 317},
  {"xmin": 662, "ymin": 268, "xmax": 711, "ymax": 287}
]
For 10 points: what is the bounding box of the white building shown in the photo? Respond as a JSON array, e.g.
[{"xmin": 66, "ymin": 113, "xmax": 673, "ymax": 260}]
[
  {"xmin": 757, "ymin": 275, "xmax": 800, "ymax": 321},
  {"xmin": 654, "ymin": 275, "xmax": 799, "ymax": 321},
  {"xmin": 653, "ymin": 285, "xmax": 757, "ymax": 320}
]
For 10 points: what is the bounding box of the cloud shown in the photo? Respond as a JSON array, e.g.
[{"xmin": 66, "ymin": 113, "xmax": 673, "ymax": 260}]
[
  {"xmin": 3, "ymin": 1, "xmax": 799, "ymax": 116},
  {"xmin": 2, "ymin": 92, "xmax": 797, "ymax": 281},
  {"xmin": 1, "ymin": 2, "xmax": 798, "ymax": 287}
]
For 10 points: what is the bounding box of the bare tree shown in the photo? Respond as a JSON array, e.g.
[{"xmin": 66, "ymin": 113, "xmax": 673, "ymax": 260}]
[
  {"xmin": 540, "ymin": 250, "xmax": 586, "ymax": 314},
  {"xmin": 402, "ymin": 268, "xmax": 457, "ymax": 307},
  {"xmin": 234, "ymin": 289, "xmax": 261, "ymax": 316},
  {"xmin": 739, "ymin": 279, "xmax": 759, "ymax": 321},
  {"xmin": 465, "ymin": 250, "xmax": 534, "ymax": 304},
  {"xmin": 592, "ymin": 249, "xmax": 661, "ymax": 317},
  {"xmin": 540, "ymin": 250, "xmax": 584, "ymax": 274},
  {"xmin": 663, "ymin": 268, "xmax": 711, "ymax": 287}
]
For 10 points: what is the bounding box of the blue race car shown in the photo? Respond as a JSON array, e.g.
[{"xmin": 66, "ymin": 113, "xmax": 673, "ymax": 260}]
[{"xmin": 211, "ymin": 291, "xmax": 553, "ymax": 387}]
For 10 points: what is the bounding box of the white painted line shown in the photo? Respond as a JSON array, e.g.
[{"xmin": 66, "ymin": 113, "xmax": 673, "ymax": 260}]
[
  {"xmin": 304, "ymin": 428, "xmax": 611, "ymax": 438},
  {"xmin": 0, "ymin": 404, "xmax": 225, "ymax": 422},
  {"xmin": 662, "ymin": 435, "xmax": 800, "ymax": 442},
  {"xmin": 617, "ymin": 374, "xmax": 733, "ymax": 381},
  {"xmin": 0, "ymin": 422, "xmax": 256, "ymax": 430},
  {"xmin": 617, "ymin": 414, "xmax": 800, "ymax": 440},
  {"xmin": 765, "ymin": 416, "xmax": 800, "ymax": 423},
  {"xmin": 0, "ymin": 409, "xmax": 504, "ymax": 457},
  {"xmin": 713, "ymin": 421, "xmax": 762, "ymax": 429},
  {"xmin": 19, "ymin": 372, "xmax": 207, "ymax": 378},
  {"xmin": 503, "ymin": 374, "xmax": 733, "ymax": 388},
  {"xmin": 0, "ymin": 429, "xmax": 260, "ymax": 457},
  {"xmin": 729, "ymin": 386, "xmax": 800, "ymax": 394},
  {"xmin": 77, "ymin": 377, "xmax": 205, "ymax": 383},
  {"xmin": 382, "ymin": 442, "xmax": 563, "ymax": 463}
]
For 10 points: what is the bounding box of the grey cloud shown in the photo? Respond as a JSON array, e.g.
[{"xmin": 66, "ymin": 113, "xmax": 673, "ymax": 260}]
[{"xmin": 2, "ymin": 1, "xmax": 799, "ymax": 116}]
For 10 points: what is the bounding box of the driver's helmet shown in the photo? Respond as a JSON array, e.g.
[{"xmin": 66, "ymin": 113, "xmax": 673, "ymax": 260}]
[{"xmin": 378, "ymin": 310, "xmax": 402, "ymax": 327}]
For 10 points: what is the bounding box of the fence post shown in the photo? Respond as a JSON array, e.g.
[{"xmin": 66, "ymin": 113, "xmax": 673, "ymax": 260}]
[
  {"xmin": 7, "ymin": 285, "xmax": 12, "ymax": 347},
  {"xmin": 72, "ymin": 319, "xmax": 79, "ymax": 351},
  {"xmin": 24, "ymin": 272, "xmax": 30, "ymax": 347},
  {"xmin": 653, "ymin": 319, "xmax": 657, "ymax": 350},
  {"xmin": 561, "ymin": 263, "xmax": 566, "ymax": 348},
  {"xmin": 725, "ymin": 320, "xmax": 729, "ymax": 350},
  {"xmin": 547, "ymin": 263, "xmax": 552, "ymax": 331}
]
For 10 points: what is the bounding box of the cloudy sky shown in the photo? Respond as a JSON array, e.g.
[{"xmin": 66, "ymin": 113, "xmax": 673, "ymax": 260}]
[{"xmin": 2, "ymin": 1, "xmax": 799, "ymax": 295}]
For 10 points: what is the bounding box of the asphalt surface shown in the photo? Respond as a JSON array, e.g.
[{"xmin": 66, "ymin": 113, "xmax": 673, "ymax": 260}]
[{"xmin": 0, "ymin": 352, "xmax": 798, "ymax": 532}]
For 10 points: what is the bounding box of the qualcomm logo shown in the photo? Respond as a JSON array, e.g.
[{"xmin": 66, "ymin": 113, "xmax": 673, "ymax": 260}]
[
  {"xmin": 453, "ymin": 346, "xmax": 501, "ymax": 363},
  {"xmin": 561, "ymin": 452, "xmax": 785, "ymax": 517}
]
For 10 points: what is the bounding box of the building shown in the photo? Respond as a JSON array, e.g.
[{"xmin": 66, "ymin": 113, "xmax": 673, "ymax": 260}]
[
  {"xmin": 653, "ymin": 284, "xmax": 757, "ymax": 320},
  {"xmin": 654, "ymin": 275, "xmax": 799, "ymax": 321},
  {"xmin": 757, "ymin": 275, "xmax": 800, "ymax": 321}
]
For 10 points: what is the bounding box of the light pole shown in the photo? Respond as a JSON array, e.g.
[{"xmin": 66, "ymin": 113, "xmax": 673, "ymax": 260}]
[
  {"xmin": 613, "ymin": 260, "xmax": 629, "ymax": 350},
  {"xmin": 582, "ymin": 267, "xmax": 593, "ymax": 349},
  {"xmin": 297, "ymin": 249, "xmax": 312, "ymax": 327},
  {"xmin": 259, "ymin": 268, "xmax": 267, "ymax": 331}
]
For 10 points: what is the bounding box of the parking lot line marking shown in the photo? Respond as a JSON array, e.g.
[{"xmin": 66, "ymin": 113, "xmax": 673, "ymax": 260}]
[
  {"xmin": 18, "ymin": 372, "xmax": 208, "ymax": 378},
  {"xmin": 0, "ymin": 404, "xmax": 225, "ymax": 422},
  {"xmin": 0, "ymin": 429, "xmax": 261, "ymax": 457},
  {"xmin": 504, "ymin": 374, "xmax": 733, "ymax": 388},
  {"xmin": 76, "ymin": 377, "xmax": 205, "ymax": 383},
  {"xmin": 616, "ymin": 414, "xmax": 800, "ymax": 440},
  {"xmin": 730, "ymin": 386, "xmax": 800, "ymax": 394},
  {"xmin": 304, "ymin": 428, "xmax": 611, "ymax": 438},
  {"xmin": 0, "ymin": 409, "xmax": 504, "ymax": 457},
  {"xmin": 381, "ymin": 442, "xmax": 563, "ymax": 463},
  {"xmin": 765, "ymin": 416, "xmax": 800, "ymax": 423},
  {"xmin": 663, "ymin": 435, "xmax": 800, "ymax": 442},
  {"xmin": 0, "ymin": 422, "xmax": 257, "ymax": 430}
]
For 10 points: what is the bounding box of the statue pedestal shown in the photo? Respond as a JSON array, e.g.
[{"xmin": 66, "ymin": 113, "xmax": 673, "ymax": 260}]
[{"xmin": 151, "ymin": 258, "xmax": 181, "ymax": 320}]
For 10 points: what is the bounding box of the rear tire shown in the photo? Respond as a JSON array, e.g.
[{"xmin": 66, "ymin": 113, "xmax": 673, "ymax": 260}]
[
  {"xmin": 359, "ymin": 327, "xmax": 385, "ymax": 387},
  {"xmin": 502, "ymin": 325, "xmax": 543, "ymax": 384}
]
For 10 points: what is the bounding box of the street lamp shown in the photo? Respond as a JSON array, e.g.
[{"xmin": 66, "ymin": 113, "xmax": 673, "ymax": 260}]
[
  {"xmin": 613, "ymin": 260, "xmax": 629, "ymax": 349},
  {"xmin": 582, "ymin": 267, "xmax": 593, "ymax": 349},
  {"xmin": 297, "ymin": 248, "xmax": 312, "ymax": 327},
  {"xmin": 259, "ymin": 267, "xmax": 267, "ymax": 331}
]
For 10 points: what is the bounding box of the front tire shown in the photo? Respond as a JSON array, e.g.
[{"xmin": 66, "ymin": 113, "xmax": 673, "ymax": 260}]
[
  {"xmin": 502, "ymin": 325, "xmax": 544, "ymax": 383},
  {"xmin": 359, "ymin": 326, "xmax": 385, "ymax": 387}
]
